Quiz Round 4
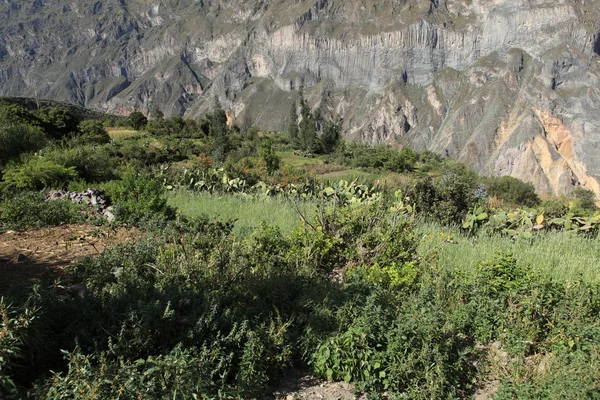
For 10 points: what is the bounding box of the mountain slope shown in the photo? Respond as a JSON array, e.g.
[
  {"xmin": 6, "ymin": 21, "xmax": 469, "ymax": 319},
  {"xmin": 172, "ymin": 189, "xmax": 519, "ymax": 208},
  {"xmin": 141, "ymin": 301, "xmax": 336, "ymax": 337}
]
[{"xmin": 1, "ymin": 0, "xmax": 600, "ymax": 195}]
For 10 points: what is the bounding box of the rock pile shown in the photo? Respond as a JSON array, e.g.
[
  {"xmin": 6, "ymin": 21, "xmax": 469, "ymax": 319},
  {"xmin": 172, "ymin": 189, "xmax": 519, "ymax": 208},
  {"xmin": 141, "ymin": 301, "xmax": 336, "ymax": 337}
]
[{"xmin": 47, "ymin": 189, "xmax": 115, "ymax": 222}]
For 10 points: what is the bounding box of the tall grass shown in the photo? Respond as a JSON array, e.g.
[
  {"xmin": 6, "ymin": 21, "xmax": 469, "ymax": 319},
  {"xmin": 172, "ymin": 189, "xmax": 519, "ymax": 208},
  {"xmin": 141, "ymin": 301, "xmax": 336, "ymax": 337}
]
[
  {"xmin": 168, "ymin": 191, "xmax": 313, "ymax": 235},
  {"xmin": 417, "ymin": 221, "xmax": 600, "ymax": 282},
  {"xmin": 170, "ymin": 191, "xmax": 600, "ymax": 282}
]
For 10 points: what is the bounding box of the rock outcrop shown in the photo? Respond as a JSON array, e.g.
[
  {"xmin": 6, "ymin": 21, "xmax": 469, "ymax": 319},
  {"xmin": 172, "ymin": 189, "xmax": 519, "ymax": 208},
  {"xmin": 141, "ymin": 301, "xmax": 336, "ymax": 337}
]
[{"xmin": 1, "ymin": 0, "xmax": 600, "ymax": 195}]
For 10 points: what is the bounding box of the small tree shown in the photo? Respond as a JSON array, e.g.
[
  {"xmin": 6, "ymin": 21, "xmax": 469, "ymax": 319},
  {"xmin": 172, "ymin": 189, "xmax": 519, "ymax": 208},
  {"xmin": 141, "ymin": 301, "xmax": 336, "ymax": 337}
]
[
  {"xmin": 38, "ymin": 106, "xmax": 78, "ymax": 139},
  {"xmin": 0, "ymin": 123, "xmax": 47, "ymax": 166},
  {"xmin": 259, "ymin": 139, "xmax": 281, "ymax": 176},
  {"xmin": 210, "ymin": 103, "xmax": 230, "ymax": 163},
  {"xmin": 320, "ymin": 118, "xmax": 342, "ymax": 154},
  {"xmin": 77, "ymin": 120, "xmax": 110, "ymax": 144},
  {"xmin": 288, "ymin": 101, "xmax": 300, "ymax": 148},
  {"xmin": 128, "ymin": 111, "xmax": 148, "ymax": 130},
  {"xmin": 573, "ymin": 188, "xmax": 597, "ymax": 211},
  {"xmin": 484, "ymin": 176, "xmax": 540, "ymax": 207},
  {"xmin": 299, "ymin": 95, "xmax": 317, "ymax": 152}
]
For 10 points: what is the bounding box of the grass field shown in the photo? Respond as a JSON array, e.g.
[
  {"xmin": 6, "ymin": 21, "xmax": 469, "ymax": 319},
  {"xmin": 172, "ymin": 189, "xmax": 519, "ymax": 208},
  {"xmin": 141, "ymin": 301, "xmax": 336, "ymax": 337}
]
[
  {"xmin": 106, "ymin": 127, "xmax": 147, "ymax": 140},
  {"xmin": 279, "ymin": 151, "xmax": 324, "ymax": 167},
  {"xmin": 168, "ymin": 191, "xmax": 313, "ymax": 236},
  {"xmin": 170, "ymin": 191, "xmax": 600, "ymax": 282},
  {"xmin": 417, "ymin": 221, "xmax": 600, "ymax": 283}
]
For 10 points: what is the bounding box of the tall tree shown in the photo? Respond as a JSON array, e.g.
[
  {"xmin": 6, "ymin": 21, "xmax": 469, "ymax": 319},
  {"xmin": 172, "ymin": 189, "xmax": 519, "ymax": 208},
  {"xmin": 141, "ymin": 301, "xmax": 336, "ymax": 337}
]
[
  {"xmin": 321, "ymin": 117, "xmax": 342, "ymax": 154},
  {"xmin": 259, "ymin": 138, "xmax": 281, "ymax": 176},
  {"xmin": 299, "ymin": 91, "xmax": 317, "ymax": 152},
  {"xmin": 288, "ymin": 100, "xmax": 300, "ymax": 148},
  {"xmin": 210, "ymin": 99, "xmax": 230, "ymax": 162}
]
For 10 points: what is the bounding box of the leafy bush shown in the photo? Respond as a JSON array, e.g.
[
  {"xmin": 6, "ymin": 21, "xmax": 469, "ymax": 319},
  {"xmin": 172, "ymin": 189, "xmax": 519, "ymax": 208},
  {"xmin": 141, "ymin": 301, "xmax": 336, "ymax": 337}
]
[
  {"xmin": 0, "ymin": 298, "xmax": 38, "ymax": 400},
  {"xmin": 0, "ymin": 123, "xmax": 47, "ymax": 166},
  {"xmin": 75, "ymin": 120, "xmax": 111, "ymax": 145},
  {"xmin": 36, "ymin": 106, "xmax": 79, "ymax": 140},
  {"xmin": 103, "ymin": 169, "xmax": 175, "ymax": 223},
  {"xmin": 47, "ymin": 146, "xmax": 117, "ymax": 183},
  {"xmin": 484, "ymin": 176, "xmax": 540, "ymax": 207},
  {"xmin": 573, "ymin": 188, "xmax": 597, "ymax": 212},
  {"xmin": 0, "ymin": 192, "xmax": 83, "ymax": 230},
  {"xmin": 36, "ymin": 346, "xmax": 241, "ymax": 399},
  {"xmin": 259, "ymin": 139, "xmax": 281, "ymax": 176},
  {"xmin": 409, "ymin": 163, "xmax": 478, "ymax": 225},
  {"xmin": 1, "ymin": 157, "xmax": 77, "ymax": 191},
  {"xmin": 541, "ymin": 199, "xmax": 569, "ymax": 219},
  {"xmin": 127, "ymin": 111, "xmax": 147, "ymax": 130}
]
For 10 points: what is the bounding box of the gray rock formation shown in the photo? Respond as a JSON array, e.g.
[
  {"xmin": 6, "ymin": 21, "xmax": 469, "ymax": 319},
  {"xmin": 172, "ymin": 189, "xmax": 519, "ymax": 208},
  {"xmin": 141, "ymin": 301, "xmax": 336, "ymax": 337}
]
[{"xmin": 1, "ymin": 0, "xmax": 600, "ymax": 195}]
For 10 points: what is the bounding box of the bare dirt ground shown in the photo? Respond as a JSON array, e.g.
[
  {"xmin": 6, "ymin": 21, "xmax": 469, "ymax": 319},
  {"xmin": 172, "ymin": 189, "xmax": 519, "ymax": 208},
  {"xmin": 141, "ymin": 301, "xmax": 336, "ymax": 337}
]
[
  {"xmin": 0, "ymin": 224, "xmax": 139, "ymax": 296},
  {"xmin": 271, "ymin": 369, "xmax": 366, "ymax": 400}
]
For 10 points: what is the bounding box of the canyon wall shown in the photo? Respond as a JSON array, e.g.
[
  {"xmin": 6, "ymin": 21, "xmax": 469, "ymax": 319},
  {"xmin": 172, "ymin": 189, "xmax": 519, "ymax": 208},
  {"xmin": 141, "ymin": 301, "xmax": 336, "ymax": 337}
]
[{"xmin": 1, "ymin": 0, "xmax": 600, "ymax": 195}]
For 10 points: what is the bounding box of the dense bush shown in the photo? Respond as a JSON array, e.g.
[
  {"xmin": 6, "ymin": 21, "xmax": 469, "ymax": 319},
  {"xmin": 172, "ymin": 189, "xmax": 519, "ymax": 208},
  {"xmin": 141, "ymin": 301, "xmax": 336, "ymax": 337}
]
[
  {"xmin": 46, "ymin": 146, "xmax": 117, "ymax": 183},
  {"xmin": 409, "ymin": 162, "xmax": 479, "ymax": 225},
  {"xmin": 333, "ymin": 143, "xmax": 418, "ymax": 173},
  {"xmin": 127, "ymin": 111, "xmax": 148, "ymax": 130},
  {"xmin": 103, "ymin": 169, "xmax": 175, "ymax": 223},
  {"xmin": 573, "ymin": 188, "xmax": 597, "ymax": 212},
  {"xmin": 1, "ymin": 157, "xmax": 77, "ymax": 191},
  {"xmin": 75, "ymin": 120, "xmax": 111, "ymax": 145},
  {"xmin": 483, "ymin": 175, "xmax": 540, "ymax": 207},
  {"xmin": 36, "ymin": 107, "xmax": 79, "ymax": 140},
  {"xmin": 0, "ymin": 297, "xmax": 38, "ymax": 399},
  {"xmin": 0, "ymin": 123, "xmax": 47, "ymax": 166},
  {"xmin": 0, "ymin": 192, "xmax": 83, "ymax": 230}
]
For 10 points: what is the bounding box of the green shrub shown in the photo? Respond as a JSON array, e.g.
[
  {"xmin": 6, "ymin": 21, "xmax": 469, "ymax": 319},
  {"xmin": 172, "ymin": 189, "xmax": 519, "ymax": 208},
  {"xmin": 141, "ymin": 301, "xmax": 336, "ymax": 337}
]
[
  {"xmin": 127, "ymin": 111, "xmax": 148, "ymax": 130},
  {"xmin": 484, "ymin": 175, "xmax": 540, "ymax": 207},
  {"xmin": 0, "ymin": 123, "xmax": 47, "ymax": 166},
  {"xmin": 47, "ymin": 146, "xmax": 117, "ymax": 183},
  {"xmin": 103, "ymin": 169, "xmax": 175, "ymax": 223},
  {"xmin": 573, "ymin": 188, "xmax": 597, "ymax": 212},
  {"xmin": 35, "ymin": 345, "xmax": 248, "ymax": 400},
  {"xmin": 409, "ymin": 163, "xmax": 478, "ymax": 225},
  {"xmin": 36, "ymin": 106, "xmax": 79, "ymax": 140},
  {"xmin": 0, "ymin": 298, "xmax": 38, "ymax": 399},
  {"xmin": 75, "ymin": 120, "xmax": 111, "ymax": 145},
  {"xmin": 0, "ymin": 192, "xmax": 83, "ymax": 230},
  {"xmin": 541, "ymin": 199, "xmax": 569, "ymax": 219},
  {"xmin": 1, "ymin": 157, "xmax": 77, "ymax": 191},
  {"xmin": 259, "ymin": 138, "xmax": 281, "ymax": 176}
]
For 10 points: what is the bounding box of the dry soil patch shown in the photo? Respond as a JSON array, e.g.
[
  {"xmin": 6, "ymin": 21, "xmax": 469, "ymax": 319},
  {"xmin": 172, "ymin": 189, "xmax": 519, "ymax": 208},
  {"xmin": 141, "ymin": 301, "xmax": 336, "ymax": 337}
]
[{"xmin": 0, "ymin": 224, "xmax": 139, "ymax": 295}]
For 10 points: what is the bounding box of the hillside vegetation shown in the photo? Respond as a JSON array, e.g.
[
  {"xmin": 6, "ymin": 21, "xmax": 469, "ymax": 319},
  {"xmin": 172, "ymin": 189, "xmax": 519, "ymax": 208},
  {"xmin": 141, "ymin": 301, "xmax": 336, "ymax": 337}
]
[{"xmin": 1, "ymin": 101, "xmax": 600, "ymax": 399}]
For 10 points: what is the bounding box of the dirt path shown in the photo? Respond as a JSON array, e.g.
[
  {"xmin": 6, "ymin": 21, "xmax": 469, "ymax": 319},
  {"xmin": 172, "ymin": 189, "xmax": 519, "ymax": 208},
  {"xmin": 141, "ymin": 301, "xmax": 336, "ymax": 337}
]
[
  {"xmin": 0, "ymin": 224, "xmax": 139, "ymax": 295},
  {"xmin": 271, "ymin": 369, "xmax": 366, "ymax": 400}
]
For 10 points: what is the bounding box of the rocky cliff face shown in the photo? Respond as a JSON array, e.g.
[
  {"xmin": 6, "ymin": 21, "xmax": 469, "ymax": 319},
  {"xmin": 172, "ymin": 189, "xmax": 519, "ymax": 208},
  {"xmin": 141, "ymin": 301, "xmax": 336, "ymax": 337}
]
[{"xmin": 2, "ymin": 0, "xmax": 600, "ymax": 196}]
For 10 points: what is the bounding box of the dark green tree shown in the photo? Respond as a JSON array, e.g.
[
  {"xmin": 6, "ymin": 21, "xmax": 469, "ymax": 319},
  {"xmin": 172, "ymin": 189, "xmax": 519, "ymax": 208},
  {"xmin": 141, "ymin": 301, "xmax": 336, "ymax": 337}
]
[
  {"xmin": 0, "ymin": 123, "xmax": 47, "ymax": 166},
  {"xmin": 77, "ymin": 120, "xmax": 110, "ymax": 145},
  {"xmin": 484, "ymin": 176, "xmax": 540, "ymax": 207},
  {"xmin": 573, "ymin": 188, "xmax": 597, "ymax": 211},
  {"xmin": 38, "ymin": 107, "xmax": 79, "ymax": 139},
  {"xmin": 128, "ymin": 111, "xmax": 148, "ymax": 130},
  {"xmin": 299, "ymin": 94, "xmax": 317, "ymax": 152},
  {"xmin": 288, "ymin": 100, "xmax": 300, "ymax": 148},
  {"xmin": 259, "ymin": 138, "xmax": 281, "ymax": 176},
  {"xmin": 0, "ymin": 103, "xmax": 38, "ymax": 126},
  {"xmin": 320, "ymin": 118, "xmax": 342, "ymax": 154}
]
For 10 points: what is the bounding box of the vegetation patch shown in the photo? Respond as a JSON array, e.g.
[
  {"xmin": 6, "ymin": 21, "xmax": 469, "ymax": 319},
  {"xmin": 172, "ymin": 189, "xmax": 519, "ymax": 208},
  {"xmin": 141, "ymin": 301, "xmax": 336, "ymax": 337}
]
[{"xmin": 1, "ymin": 100, "xmax": 600, "ymax": 399}]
